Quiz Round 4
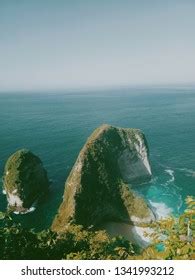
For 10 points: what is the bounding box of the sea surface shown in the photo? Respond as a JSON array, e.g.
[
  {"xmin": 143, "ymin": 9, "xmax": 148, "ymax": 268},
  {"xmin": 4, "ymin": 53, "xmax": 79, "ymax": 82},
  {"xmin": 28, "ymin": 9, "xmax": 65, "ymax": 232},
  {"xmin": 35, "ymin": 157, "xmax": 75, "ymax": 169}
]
[{"xmin": 0, "ymin": 87, "xmax": 195, "ymax": 230}]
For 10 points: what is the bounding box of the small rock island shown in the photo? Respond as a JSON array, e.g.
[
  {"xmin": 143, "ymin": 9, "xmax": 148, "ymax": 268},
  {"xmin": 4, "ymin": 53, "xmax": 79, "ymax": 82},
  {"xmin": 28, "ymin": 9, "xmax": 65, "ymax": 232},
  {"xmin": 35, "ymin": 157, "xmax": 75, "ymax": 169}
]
[
  {"xmin": 3, "ymin": 149, "xmax": 49, "ymax": 212},
  {"xmin": 52, "ymin": 124, "xmax": 154, "ymax": 232}
]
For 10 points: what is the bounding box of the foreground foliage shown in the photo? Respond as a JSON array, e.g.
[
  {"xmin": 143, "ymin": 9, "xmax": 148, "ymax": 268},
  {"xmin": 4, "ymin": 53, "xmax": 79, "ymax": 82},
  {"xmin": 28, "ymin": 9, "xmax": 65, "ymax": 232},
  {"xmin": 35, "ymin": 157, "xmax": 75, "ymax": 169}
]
[
  {"xmin": 0, "ymin": 197, "xmax": 194, "ymax": 260},
  {"xmin": 137, "ymin": 196, "xmax": 195, "ymax": 260},
  {"xmin": 0, "ymin": 219, "xmax": 136, "ymax": 260}
]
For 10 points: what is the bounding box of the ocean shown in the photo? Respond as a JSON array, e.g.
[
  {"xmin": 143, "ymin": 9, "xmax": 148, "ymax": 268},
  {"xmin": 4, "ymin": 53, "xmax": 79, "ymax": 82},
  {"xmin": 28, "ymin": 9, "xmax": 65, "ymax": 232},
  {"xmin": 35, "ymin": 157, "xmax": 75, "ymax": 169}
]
[{"xmin": 0, "ymin": 87, "xmax": 195, "ymax": 230}]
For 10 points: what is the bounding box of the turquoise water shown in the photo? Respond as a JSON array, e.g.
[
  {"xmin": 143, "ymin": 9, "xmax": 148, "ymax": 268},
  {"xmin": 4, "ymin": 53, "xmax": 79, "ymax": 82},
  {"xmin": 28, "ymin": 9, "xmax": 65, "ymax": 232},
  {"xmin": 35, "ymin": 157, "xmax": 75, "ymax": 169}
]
[{"xmin": 0, "ymin": 88, "xmax": 195, "ymax": 229}]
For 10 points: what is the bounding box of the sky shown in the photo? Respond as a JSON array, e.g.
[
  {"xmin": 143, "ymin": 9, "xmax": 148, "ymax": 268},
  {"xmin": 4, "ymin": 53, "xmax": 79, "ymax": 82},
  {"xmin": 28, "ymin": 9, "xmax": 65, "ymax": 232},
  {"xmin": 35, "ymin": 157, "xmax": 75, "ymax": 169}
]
[{"xmin": 0, "ymin": 0, "xmax": 195, "ymax": 91}]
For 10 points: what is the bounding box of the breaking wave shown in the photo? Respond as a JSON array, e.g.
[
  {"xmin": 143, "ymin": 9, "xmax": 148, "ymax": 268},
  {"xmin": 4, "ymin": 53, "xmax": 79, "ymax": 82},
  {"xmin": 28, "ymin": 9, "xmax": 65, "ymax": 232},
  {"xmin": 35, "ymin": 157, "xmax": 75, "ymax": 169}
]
[
  {"xmin": 14, "ymin": 206, "xmax": 36, "ymax": 215},
  {"xmin": 164, "ymin": 169, "xmax": 175, "ymax": 183},
  {"xmin": 149, "ymin": 200, "xmax": 173, "ymax": 219},
  {"xmin": 2, "ymin": 189, "xmax": 6, "ymax": 195}
]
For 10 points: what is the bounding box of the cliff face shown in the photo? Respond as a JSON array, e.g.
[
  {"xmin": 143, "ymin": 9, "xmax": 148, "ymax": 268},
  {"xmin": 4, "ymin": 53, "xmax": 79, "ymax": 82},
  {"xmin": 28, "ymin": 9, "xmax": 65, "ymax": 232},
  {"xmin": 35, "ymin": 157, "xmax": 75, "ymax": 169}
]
[
  {"xmin": 52, "ymin": 125, "xmax": 153, "ymax": 232},
  {"xmin": 3, "ymin": 149, "xmax": 49, "ymax": 212}
]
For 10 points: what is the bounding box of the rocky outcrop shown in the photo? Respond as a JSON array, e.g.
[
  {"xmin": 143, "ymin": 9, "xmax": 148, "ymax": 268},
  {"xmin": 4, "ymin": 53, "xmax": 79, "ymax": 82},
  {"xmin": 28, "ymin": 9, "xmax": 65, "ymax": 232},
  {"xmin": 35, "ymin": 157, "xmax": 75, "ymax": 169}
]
[
  {"xmin": 3, "ymin": 149, "xmax": 49, "ymax": 212},
  {"xmin": 52, "ymin": 124, "xmax": 153, "ymax": 232}
]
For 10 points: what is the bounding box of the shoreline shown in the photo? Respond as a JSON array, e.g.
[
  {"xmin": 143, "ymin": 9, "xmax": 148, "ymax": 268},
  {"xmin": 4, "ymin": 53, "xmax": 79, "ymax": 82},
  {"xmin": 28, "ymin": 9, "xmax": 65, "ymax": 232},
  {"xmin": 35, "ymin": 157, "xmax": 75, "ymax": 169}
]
[{"xmin": 102, "ymin": 221, "xmax": 154, "ymax": 248}]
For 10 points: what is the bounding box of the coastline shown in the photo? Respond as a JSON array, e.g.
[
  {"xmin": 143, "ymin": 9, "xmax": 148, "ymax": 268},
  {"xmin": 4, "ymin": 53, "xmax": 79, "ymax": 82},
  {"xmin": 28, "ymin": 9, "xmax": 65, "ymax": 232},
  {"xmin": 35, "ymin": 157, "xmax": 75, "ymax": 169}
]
[
  {"xmin": 102, "ymin": 222, "xmax": 154, "ymax": 248},
  {"xmin": 102, "ymin": 200, "xmax": 174, "ymax": 248}
]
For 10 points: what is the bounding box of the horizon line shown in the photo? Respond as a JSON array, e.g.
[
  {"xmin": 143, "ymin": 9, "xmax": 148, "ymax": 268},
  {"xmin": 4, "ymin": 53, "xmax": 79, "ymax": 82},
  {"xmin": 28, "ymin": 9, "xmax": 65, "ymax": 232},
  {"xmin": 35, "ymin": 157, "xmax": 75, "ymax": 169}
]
[{"xmin": 0, "ymin": 82, "xmax": 195, "ymax": 94}]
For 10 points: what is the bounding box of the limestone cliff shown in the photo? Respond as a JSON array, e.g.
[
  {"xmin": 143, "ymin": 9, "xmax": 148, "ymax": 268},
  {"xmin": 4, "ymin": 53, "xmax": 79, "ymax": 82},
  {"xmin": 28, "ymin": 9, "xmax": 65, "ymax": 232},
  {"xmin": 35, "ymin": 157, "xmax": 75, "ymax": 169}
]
[
  {"xmin": 52, "ymin": 124, "xmax": 153, "ymax": 232},
  {"xmin": 3, "ymin": 149, "xmax": 49, "ymax": 212}
]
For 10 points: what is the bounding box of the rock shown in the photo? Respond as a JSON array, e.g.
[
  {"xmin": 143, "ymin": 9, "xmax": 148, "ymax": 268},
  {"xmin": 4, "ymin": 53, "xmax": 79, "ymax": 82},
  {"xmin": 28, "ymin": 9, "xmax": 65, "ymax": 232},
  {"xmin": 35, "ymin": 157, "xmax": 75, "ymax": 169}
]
[
  {"xmin": 52, "ymin": 124, "xmax": 154, "ymax": 232},
  {"xmin": 3, "ymin": 149, "xmax": 49, "ymax": 212}
]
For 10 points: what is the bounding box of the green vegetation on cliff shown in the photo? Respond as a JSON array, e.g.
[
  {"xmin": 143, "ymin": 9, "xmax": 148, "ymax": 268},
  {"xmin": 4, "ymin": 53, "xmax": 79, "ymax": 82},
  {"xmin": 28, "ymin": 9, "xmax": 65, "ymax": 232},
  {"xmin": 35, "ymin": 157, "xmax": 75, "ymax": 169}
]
[
  {"xmin": 52, "ymin": 125, "xmax": 153, "ymax": 232},
  {"xmin": 3, "ymin": 149, "xmax": 49, "ymax": 211}
]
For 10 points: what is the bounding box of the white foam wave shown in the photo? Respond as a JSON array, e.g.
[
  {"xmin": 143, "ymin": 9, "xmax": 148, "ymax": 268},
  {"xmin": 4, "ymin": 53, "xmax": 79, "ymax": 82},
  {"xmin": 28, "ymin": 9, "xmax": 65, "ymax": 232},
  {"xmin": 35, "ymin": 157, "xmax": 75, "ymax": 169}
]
[
  {"xmin": 14, "ymin": 206, "xmax": 36, "ymax": 215},
  {"xmin": 2, "ymin": 189, "xmax": 6, "ymax": 195},
  {"xmin": 165, "ymin": 169, "xmax": 175, "ymax": 183},
  {"xmin": 176, "ymin": 167, "xmax": 195, "ymax": 177},
  {"xmin": 149, "ymin": 200, "xmax": 173, "ymax": 219},
  {"xmin": 131, "ymin": 226, "xmax": 154, "ymax": 247}
]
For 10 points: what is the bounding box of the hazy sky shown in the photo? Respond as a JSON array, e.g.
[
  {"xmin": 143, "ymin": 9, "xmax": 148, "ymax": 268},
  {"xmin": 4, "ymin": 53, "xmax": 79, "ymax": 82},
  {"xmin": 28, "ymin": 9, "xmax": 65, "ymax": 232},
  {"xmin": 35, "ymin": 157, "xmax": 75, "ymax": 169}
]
[{"xmin": 0, "ymin": 0, "xmax": 195, "ymax": 91}]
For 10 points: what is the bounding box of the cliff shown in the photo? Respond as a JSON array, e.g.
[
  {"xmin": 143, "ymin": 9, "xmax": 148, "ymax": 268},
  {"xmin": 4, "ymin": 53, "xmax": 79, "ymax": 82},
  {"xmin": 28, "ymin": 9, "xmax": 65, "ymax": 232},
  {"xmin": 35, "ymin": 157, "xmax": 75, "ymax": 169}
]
[
  {"xmin": 3, "ymin": 149, "xmax": 49, "ymax": 212},
  {"xmin": 52, "ymin": 124, "xmax": 153, "ymax": 232}
]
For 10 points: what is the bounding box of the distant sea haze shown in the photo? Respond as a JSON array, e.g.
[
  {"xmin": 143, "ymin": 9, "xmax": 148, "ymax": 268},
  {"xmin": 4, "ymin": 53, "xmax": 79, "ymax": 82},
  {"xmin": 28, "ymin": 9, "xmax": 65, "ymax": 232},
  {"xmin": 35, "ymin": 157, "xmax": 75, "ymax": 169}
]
[{"xmin": 0, "ymin": 87, "xmax": 195, "ymax": 230}]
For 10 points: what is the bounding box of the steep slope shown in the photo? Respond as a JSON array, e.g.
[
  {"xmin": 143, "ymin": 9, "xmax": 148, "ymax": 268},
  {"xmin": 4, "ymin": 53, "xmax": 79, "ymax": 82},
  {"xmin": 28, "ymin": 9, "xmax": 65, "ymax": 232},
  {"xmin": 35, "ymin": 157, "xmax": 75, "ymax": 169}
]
[
  {"xmin": 52, "ymin": 124, "xmax": 153, "ymax": 232},
  {"xmin": 3, "ymin": 149, "xmax": 49, "ymax": 212}
]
